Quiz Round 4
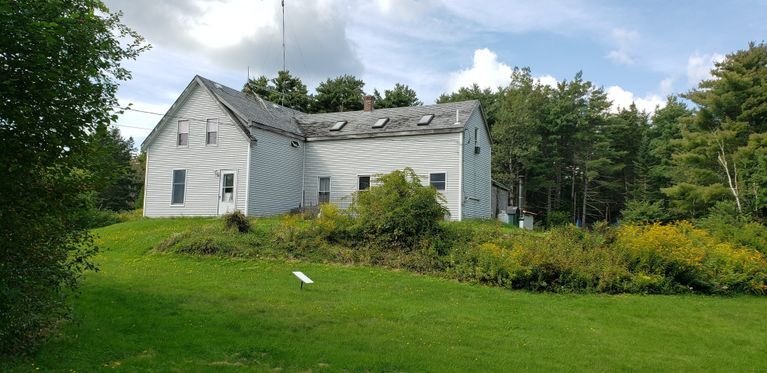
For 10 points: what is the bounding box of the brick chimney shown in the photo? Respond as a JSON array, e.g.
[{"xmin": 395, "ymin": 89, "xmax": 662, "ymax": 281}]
[{"xmin": 363, "ymin": 95, "xmax": 375, "ymax": 111}]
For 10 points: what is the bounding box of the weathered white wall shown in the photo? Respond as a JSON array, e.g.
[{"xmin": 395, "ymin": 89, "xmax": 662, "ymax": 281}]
[
  {"xmin": 144, "ymin": 83, "xmax": 249, "ymax": 217},
  {"xmin": 303, "ymin": 132, "xmax": 463, "ymax": 220},
  {"xmin": 461, "ymin": 108, "xmax": 493, "ymax": 219},
  {"xmin": 248, "ymin": 128, "xmax": 304, "ymax": 216}
]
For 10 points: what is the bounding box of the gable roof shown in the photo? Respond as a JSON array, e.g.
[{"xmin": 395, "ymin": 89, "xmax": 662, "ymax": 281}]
[
  {"xmin": 195, "ymin": 76, "xmax": 305, "ymax": 137},
  {"xmin": 142, "ymin": 76, "xmax": 488, "ymax": 150},
  {"xmin": 294, "ymin": 100, "xmax": 480, "ymax": 140}
]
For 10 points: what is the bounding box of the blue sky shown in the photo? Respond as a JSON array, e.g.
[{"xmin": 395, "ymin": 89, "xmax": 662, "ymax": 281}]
[{"xmin": 104, "ymin": 0, "xmax": 767, "ymax": 146}]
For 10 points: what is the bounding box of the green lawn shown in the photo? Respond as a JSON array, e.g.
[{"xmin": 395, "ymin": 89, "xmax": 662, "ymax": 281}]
[{"xmin": 4, "ymin": 218, "xmax": 767, "ymax": 371}]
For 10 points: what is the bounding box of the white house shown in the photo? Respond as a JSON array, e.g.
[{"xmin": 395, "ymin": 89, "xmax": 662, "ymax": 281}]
[{"xmin": 141, "ymin": 75, "xmax": 492, "ymax": 220}]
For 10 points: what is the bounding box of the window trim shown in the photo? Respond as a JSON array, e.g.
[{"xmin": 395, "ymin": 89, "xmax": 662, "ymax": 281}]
[
  {"xmin": 357, "ymin": 174, "xmax": 373, "ymax": 191},
  {"xmin": 170, "ymin": 168, "xmax": 187, "ymax": 206},
  {"xmin": 318, "ymin": 176, "xmax": 331, "ymax": 204},
  {"xmin": 177, "ymin": 120, "xmax": 190, "ymax": 147},
  {"xmin": 205, "ymin": 118, "xmax": 219, "ymax": 146},
  {"xmin": 429, "ymin": 172, "xmax": 447, "ymax": 191}
]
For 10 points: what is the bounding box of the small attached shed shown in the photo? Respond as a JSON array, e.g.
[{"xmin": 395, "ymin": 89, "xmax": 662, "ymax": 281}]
[{"xmin": 491, "ymin": 180, "xmax": 510, "ymax": 218}]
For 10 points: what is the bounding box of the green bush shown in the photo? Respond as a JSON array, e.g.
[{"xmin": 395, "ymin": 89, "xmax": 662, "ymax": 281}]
[
  {"xmin": 348, "ymin": 168, "xmax": 449, "ymax": 250},
  {"xmin": 224, "ymin": 210, "xmax": 250, "ymax": 233},
  {"xmin": 696, "ymin": 206, "xmax": 767, "ymax": 254}
]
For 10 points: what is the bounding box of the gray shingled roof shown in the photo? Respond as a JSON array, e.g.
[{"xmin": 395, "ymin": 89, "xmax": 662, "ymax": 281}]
[
  {"xmin": 295, "ymin": 100, "xmax": 480, "ymax": 139},
  {"xmin": 196, "ymin": 75, "xmax": 305, "ymax": 136},
  {"xmin": 196, "ymin": 75, "xmax": 481, "ymax": 140}
]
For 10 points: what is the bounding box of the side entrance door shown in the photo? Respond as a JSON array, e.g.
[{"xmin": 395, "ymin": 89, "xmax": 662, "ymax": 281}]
[{"xmin": 218, "ymin": 170, "xmax": 236, "ymax": 214}]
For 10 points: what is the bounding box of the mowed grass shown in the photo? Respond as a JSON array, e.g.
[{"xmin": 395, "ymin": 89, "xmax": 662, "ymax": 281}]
[{"xmin": 3, "ymin": 218, "xmax": 767, "ymax": 372}]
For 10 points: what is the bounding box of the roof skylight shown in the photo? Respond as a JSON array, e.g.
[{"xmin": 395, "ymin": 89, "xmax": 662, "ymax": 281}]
[
  {"xmin": 372, "ymin": 117, "xmax": 389, "ymax": 128},
  {"xmin": 418, "ymin": 114, "xmax": 435, "ymax": 125},
  {"xmin": 330, "ymin": 121, "xmax": 347, "ymax": 131}
]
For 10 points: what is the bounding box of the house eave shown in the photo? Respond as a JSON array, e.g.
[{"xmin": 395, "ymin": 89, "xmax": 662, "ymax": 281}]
[{"xmin": 304, "ymin": 127, "xmax": 464, "ymax": 142}]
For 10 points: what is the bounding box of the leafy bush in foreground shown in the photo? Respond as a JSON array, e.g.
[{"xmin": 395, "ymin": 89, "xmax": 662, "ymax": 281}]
[{"xmin": 348, "ymin": 168, "xmax": 449, "ymax": 250}]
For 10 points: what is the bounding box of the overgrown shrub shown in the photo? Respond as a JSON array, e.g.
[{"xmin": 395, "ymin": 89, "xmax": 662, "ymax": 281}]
[
  {"xmin": 224, "ymin": 210, "xmax": 250, "ymax": 233},
  {"xmin": 348, "ymin": 168, "xmax": 449, "ymax": 250},
  {"xmin": 616, "ymin": 222, "xmax": 767, "ymax": 294},
  {"xmin": 696, "ymin": 206, "xmax": 767, "ymax": 254}
]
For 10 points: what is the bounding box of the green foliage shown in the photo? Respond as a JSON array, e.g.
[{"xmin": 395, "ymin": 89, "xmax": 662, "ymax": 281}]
[
  {"xmin": 372, "ymin": 83, "xmax": 422, "ymax": 108},
  {"xmin": 348, "ymin": 168, "xmax": 449, "ymax": 250},
  {"xmin": 437, "ymin": 83, "xmax": 502, "ymax": 127},
  {"xmin": 697, "ymin": 202, "xmax": 767, "ymax": 254},
  {"xmin": 223, "ymin": 210, "xmax": 251, "ymax": 233},
  {"xmin": 72, "ymin": 124, "xmax": 141, "ymax": 211},
  {"xmin": 616, "ymin": 222, "xmax": 767, "ymax": 294},
  {"xmin": 666, "ymin": 42, "xmax": 767, "ymax": 219},
  {"xmin": 242, "ymin": 70, "xmax": 311, "ymax": 112},
  {"xmin": 312, "ymin": 74, "xmax": 365, "ymax": 113},
  {"xmin": 0, "ymin": 0, "xmax": 147, "ymax": 354},
  {"xmin": 621, "ymin": 200, "xmax": 669, "ymax": 224}
]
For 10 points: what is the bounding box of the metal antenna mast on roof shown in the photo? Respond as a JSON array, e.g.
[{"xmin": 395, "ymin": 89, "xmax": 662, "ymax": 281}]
[{"xmin": 281, "ymin": 0, "xmax": 286, "ymax": 105}]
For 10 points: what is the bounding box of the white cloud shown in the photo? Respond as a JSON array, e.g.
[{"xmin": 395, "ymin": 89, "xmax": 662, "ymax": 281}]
[
  {"xmin": 606, "ymin": 85, "xmax": 665, "ymax": 113},
  {"xmin": 448, "ymin": 48, "xmax": 513, "ymax": 92},
  {"xmin": 184, "ymin": 0, "xmax": 277, "ymax": 49},
  {"xmin": 535, "ymin": 75, "xmax": 559, "ymax": 89},
  {"xmin": 605, "ymin": 28, "xmax": 640, "ymax": 65},
  {"xmin": 687, "ymin": 52, "xmax": 725, "ymax": 85}
]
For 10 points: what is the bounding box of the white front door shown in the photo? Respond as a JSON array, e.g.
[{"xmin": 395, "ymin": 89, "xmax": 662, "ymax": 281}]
[{"xmin": 218, "ymin": 171, "xmax": 236, "ymax": 214}]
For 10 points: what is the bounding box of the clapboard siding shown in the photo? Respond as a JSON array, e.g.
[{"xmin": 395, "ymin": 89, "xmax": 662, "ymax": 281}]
[
  {"xmin": 248, "ymin": 128, "xmax": 304, "ymax": 216},
  {"xmin": 144, "ymin": 83, "xmax": 249, "ymax": 217},
  {"xmin": 462, "ymin": 108, "xmax": 493, "ymax": 219},
  {"xmin": 303, "ymin": 132, "xmax": 462, "ymax": 220}
]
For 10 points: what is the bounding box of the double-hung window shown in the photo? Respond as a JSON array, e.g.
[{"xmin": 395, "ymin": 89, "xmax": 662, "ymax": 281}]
[
  {"xmin": 171, "ymin": 169, "xmax": 186, "ymax": 205},
  {"xmin": 177, "ymin": 120, "xmax": 189, "ymax": 146},
  {"xmin": 318, "ymin": 177, "xmax": 331, "ymax": 203},
  {"xmin": 358, "ymin": 175, "xmax": 371, "ymax": 191},
  {"xmin": 429, "ymin": 173, "xmax": 446, "ymax": 191},
  {"xmin": 206, "ymin": 119, "xmax": 218, "ymax": 145}
]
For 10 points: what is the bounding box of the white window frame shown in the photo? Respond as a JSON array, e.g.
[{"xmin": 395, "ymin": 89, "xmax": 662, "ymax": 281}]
[
  {"xmin": 356, "ymin": 174, "xmax": 374, "ymax": 191},
  {"xmin": 318, "ymin": 176, "xmax": 331, "ymax": 204},
  {"xmin": 170, "ymin": 168, "xmax": 187, "ymax": 206},
  {"xmin": 429, "ymin": 171, "xmax": 447, "ymax": 191},
  {"xmin": 205, "ymin": 118, "xmax": 219, "ymax": 146},
  {"xmin": 177, "ymin": 120, "xmax": 189, "ymax": 147}
]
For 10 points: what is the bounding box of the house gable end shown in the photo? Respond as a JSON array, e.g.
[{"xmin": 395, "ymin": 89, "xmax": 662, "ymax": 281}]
[{"xmin": 141, "ymin": 77, "xmax": 251, "ymax": 152}]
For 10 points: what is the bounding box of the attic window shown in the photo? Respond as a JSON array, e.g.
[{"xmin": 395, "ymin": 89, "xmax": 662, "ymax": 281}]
[
  {"xmin": 330, "ymin": 121, "xmax": 347, "ymax": 131},
  {"xmin": 418, "ymin": 114, "xmax": 434, "ymax": 125},
  {"xmin": 372, "ymin": 117, "xmax": 389, "ymax": 129}
]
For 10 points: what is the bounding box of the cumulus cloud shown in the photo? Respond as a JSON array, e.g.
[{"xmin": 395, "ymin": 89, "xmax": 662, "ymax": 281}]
[
  {"xmin": 448, "ymin": 48, "xmax": 513, "ymax": 92},
  {"xmin": 606, "ymin": 85, "xmax": 665, "ymax": 113},
  {"xmin": 447, "ymin": 49, "xmax": 562, "ymax": 93},
  {"xmin": 535, "ymin": 75, "xmax": 559, "ymax": 89},
  {"xmin": 686, "ymin": 52, "xmax": 725, "ymax": 85},
  {"xmin": 105, "ymin": 0, "xmax": 363, "ymax": 79}
]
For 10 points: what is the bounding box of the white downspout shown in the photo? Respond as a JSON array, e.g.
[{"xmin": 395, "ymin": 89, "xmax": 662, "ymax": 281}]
[
  {"xmin": 142, "ymin": 149, "xmax": 149, "ymax": 216},
  {"xmin": 301, "ymin": 139, "xmax": 306, "ymax": 207},
  {"xmin": 244, "ymin": 132, "xmax": 252, "ymax": 216},
  {"xmin": 457, "ymin": 131, "xmax": 464, "ymax": 221}
]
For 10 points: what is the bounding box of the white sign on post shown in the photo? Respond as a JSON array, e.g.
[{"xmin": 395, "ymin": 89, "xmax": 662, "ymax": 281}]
[{"xmin": 293, "ymin": 271, "xmax": 314, "ymax": 289}]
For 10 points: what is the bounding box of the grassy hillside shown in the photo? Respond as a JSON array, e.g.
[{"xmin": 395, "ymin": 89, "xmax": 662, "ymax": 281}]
[{"xmin": 3, "ymin": 218, "xmax": 766, "ymax": 371}]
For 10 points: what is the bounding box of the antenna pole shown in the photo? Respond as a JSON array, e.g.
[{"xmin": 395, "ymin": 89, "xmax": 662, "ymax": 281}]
[{"xmin": 281, "ymin": 0, "xmax": 286, "ymax": 105}]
